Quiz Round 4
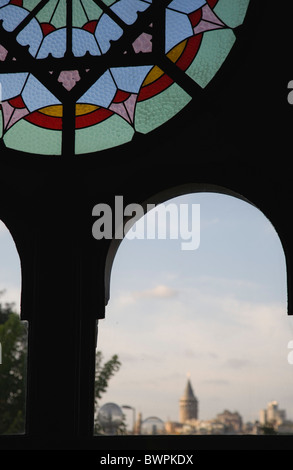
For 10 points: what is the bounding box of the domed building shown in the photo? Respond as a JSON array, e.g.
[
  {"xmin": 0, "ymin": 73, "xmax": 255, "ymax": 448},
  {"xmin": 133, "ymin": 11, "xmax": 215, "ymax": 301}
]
[{"xmin": 179, "ymin": 378, "xmax": 199, "ymax": 423}]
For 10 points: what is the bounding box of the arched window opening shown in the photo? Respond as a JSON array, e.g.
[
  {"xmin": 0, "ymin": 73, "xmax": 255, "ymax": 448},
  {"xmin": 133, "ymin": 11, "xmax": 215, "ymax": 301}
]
[
  {"xmin": 0, "ymin": 219, "xmax": 27, "ymax": 436},
  {"xmin": 95, "ymin": 192, "xmax": 291, "ymax": 436}
]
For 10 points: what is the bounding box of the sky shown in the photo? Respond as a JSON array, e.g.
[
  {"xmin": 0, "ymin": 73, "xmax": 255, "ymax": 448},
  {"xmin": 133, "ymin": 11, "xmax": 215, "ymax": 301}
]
[
  {"xmin": 97, "ymin": 192, "xmax": 293, "ymax": 428},
  {"xmin": 1, "ymin": 192, "xmax": 293, "ymax": 430},
  {"xmin": 0, "ymin": 220, "xmax": 21, "ymax": 309}
]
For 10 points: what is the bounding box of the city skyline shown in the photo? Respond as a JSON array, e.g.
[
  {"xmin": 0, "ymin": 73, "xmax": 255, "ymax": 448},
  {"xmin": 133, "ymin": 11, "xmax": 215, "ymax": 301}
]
[
  {"xmin": 1, "ymin": 192, "xmax": 293, "ymax": 428},
  {"xmin": 97, "ymin": 375, "xmax": 293, "ymax": 435}
]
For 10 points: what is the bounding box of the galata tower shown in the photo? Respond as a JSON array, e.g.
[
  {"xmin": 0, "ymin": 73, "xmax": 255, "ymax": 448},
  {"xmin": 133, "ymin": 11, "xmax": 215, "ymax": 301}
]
[{"xmin": 179, "ymin": 378, "xmax": 198, "ymax": 423}]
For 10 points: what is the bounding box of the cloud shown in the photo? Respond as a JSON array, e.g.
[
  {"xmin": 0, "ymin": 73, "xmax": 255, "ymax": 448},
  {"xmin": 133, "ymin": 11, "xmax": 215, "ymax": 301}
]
[
  {"xmin": 184, "ymin": 348, "xmax": 218, "ymax": 360},
  {"xmin": 225, "ymin": 358, "xmax": 252, "ymax": 369},
  {"xmin": 117, "ymin": 284, "xmax": 178, "ymax": 305},
  {"xmin": 196, "ymin": 274, "xmax": 259, "ymax": 291},
  {"xmin": 99, "ymin": 281, "xmax": 292, "ymax": 422},
  {"xmin": 202, "ymin": 379, "xmax": 230, "ymax": 386},
  {"xmin": 134, "ymin": 284, "xmax": 178, "ymax": 299},
  {"xmin": 119, "ymin": 352, "xmax": 160, "ymax": 363}
]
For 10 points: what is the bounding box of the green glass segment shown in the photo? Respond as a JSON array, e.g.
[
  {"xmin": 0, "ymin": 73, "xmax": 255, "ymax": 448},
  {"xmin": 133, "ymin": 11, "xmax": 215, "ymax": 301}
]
[
  {"xmin": 23, "ymin": 0, "xmax": 43, "ymax": 11},
  {"xmin": 50, "ymin": 0, "xmax": 67, "ymax": 29},
  {"xmin": 4, "ymin": 120, "xmax": 62, "ymax": 155},
  {"xmin": 186, "ymin": 29, "xmax": 236, "ymax": 89},
  {"xmin": 80, "ymin": 0, "xmax": 103, "ymax": 22},
  {"xmin": 34, "ymin": 0, "xmax": 59, "ymax": 24},
  {"xmin": 135, "ymin": 83, "xmax": 191, "ymax": 134},
  {"xmin": 102, "ymin": 0, "xmax": 117, "ymax": 6},
  {"xmin": 214, "ymin": 0, "xmax": 250, "ymax": 28},
  {"xmin": 73, "ymin": 2, "xmax": 88, "ymax": 27},
  {"xmin": 25, "ymin": 0, "xmax": 103, "ymax": 27},
  {"xmin": 75, "ymin": 115, "xmax": 134, "ymax": 154}
]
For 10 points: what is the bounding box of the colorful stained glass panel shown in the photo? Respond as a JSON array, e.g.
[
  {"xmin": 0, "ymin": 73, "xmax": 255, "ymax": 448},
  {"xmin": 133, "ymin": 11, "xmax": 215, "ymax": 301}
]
[{"xmin": 0, "ymin": 0, "xmax": 251, "ymax": 155}]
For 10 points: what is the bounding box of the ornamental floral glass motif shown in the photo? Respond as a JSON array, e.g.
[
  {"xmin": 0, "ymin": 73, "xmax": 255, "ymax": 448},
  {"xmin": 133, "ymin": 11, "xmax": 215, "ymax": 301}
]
[{"xmin": 0, "ymin": 0, "xmax": 250, "ymax": 155}]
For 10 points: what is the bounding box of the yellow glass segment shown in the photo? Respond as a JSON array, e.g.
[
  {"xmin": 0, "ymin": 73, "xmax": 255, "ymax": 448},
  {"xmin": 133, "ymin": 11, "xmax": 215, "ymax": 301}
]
[
  {"xmin": 142, "ymin": 40, "xmax": 187, "ymax": 87},
  {"xmin": 39, "ymin": 104, "xmax": 99, "ymax": 117}
]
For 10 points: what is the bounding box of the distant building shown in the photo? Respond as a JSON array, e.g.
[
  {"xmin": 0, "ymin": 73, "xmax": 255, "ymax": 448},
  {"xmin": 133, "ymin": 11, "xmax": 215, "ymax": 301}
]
[
  {"xmin": 259, "ymin": 408, "xmax": 266, "ymax": 425},
  {"xmin": 165, "ymin": 420, "xmax": 180, "ymax": 434},
  {"xmin": 260, "ymin": 401, "xmax": 286, "ymax": 427},
  {"xmin": 215, "ymin": 409, "xmax": 243, "ymax": 433},
  {"xmin": 267, "ymin": 401, "xmax": 286, "ymax": 425},
  {"xmin": 141, "ymin": 416, "xmax": 165, "ymax": 435},
  {"xmin": 134, "ymin": 412, "xmax": 142, "ymax": 435},
  {"xmin": 179, "ymin": 378, "xmax": 198, "ymax": 423}
]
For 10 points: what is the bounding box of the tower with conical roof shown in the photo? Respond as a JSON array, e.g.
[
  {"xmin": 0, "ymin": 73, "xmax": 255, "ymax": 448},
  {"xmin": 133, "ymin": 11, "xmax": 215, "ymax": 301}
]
[{"xmin": 179, "ymin": 378, "xmax": 198, "ymax": 423}]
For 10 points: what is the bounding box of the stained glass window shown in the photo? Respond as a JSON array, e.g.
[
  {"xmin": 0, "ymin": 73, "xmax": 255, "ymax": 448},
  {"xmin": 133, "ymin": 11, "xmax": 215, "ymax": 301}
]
[{"xmin": 0, "ymin": 0, "xmax": 250, "ymax": 156}]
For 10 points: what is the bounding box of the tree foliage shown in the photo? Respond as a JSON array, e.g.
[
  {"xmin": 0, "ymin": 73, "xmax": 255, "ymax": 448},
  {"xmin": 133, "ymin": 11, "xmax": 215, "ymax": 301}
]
[
  {"xmin": 259, "ymin": 423, "xmax": 278, "ymax": 435},
  {"xmin": 95, "ymin": 351, "xmax": 121, "ymax": 401},
  {"xmin": 0, "ymin": 297, "xmax": 27, "ymax": 435},
  {"xmin": 94, "ymin": 351, "xmax": 123, "ymax": 434}
]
